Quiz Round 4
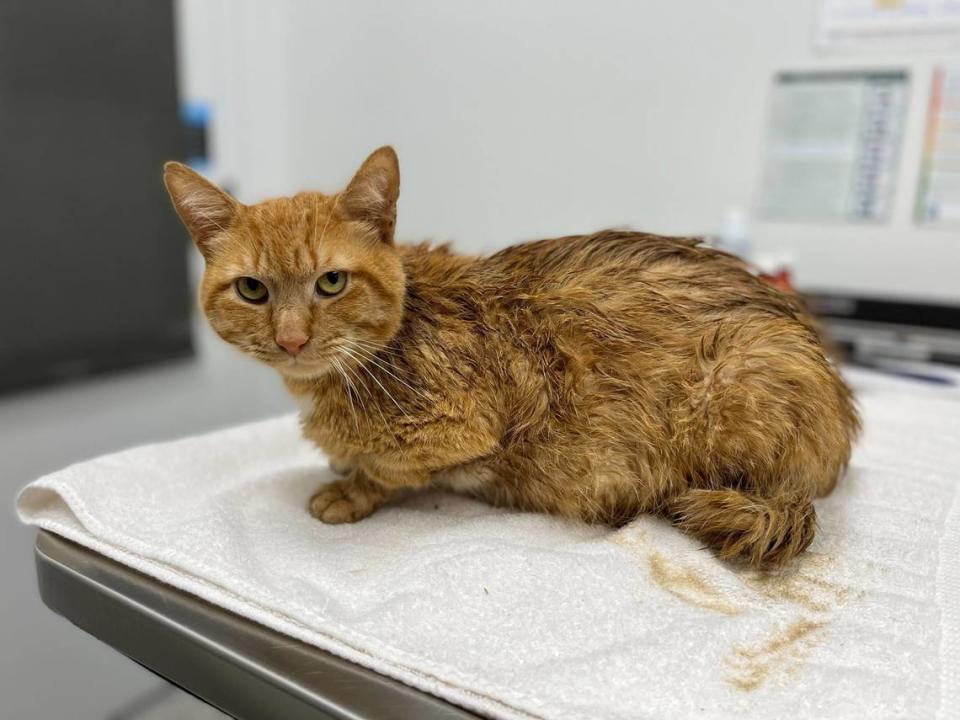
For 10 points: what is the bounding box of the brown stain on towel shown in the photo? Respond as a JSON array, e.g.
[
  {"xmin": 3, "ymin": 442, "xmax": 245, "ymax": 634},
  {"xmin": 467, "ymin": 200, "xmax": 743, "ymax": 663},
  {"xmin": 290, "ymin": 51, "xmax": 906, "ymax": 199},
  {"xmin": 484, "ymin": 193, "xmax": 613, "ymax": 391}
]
[
  {"xmin": 612, "ymin": 529, "xmax": 856, "ymax": 693},
  {"xmin": 726, "ymin": 554, "xmax": 856, "ymax": 692},
  {"xmin": 612, "ymin": 529, "xmax": 741, "ymax": 615},
  {"xmin": 726, "ymin": 618, "xmax": 825, "ymax": 692},
  {"xmin": 742, "ymin": 554, "xmax": 850, "ymax": 613},
  {"xmin": 647, "ymin": 552, "xmax": 742, "ymax": 616}
]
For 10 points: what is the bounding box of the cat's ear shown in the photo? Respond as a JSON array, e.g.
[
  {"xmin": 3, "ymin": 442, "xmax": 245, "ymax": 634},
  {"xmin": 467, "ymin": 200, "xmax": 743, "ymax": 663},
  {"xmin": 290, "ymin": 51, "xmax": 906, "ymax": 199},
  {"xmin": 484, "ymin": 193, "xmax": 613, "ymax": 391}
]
[
  {"xmin": 338, "ymin": 146, "xmax": 400, "ymax": 244},
  {"xmin": 163, "ymin": 162, "xmax": 240, "ymax": 257}
]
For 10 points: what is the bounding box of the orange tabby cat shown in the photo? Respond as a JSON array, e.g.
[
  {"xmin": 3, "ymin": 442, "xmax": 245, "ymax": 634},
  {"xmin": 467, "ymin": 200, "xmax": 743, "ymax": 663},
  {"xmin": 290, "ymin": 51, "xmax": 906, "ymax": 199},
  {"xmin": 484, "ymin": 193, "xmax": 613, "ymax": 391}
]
[{"xmin": 164, "ymin": 147, "xmax": 858, "ymax": 567}]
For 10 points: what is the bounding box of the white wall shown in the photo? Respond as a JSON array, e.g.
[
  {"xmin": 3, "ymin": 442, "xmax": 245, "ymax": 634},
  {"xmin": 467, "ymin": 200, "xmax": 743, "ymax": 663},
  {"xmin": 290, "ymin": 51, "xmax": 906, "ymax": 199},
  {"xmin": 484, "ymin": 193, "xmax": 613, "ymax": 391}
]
[{"xmin": 176, "ymin": 0, "xmax": 960, "ymax": 302}]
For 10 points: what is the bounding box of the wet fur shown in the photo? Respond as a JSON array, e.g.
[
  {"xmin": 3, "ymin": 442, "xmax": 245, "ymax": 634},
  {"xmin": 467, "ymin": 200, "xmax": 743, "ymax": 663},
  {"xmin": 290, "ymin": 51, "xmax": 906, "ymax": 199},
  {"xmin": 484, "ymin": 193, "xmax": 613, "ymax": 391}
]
[{"xmin": 165, "ymin": 147, "xmax": 859, "ymax": 567}]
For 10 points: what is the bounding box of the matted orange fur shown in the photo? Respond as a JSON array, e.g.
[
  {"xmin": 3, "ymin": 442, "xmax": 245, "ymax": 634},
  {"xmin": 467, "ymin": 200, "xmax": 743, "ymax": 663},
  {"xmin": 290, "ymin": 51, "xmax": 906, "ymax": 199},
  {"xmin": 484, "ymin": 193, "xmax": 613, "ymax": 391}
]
[{"xmin": 164, "ymin": 147, "xmax": 859, "ymax": 567}]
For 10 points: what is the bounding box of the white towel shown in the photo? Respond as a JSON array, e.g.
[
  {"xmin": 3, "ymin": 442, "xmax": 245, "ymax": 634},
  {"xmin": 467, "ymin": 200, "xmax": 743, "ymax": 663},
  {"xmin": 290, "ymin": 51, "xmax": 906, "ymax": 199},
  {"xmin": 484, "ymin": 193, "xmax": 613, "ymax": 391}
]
[{"xmin": 17, "ymin": 369, "xmax": 960, "ymax": 720}]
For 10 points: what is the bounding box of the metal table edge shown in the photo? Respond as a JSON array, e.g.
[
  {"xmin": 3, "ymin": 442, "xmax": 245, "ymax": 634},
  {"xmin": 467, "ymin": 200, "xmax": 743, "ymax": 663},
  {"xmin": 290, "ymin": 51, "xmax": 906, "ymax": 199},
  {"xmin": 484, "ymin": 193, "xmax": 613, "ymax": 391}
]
[{"xmin": 34, "ymin": 530, "xmax": 479, "ymax": 720}]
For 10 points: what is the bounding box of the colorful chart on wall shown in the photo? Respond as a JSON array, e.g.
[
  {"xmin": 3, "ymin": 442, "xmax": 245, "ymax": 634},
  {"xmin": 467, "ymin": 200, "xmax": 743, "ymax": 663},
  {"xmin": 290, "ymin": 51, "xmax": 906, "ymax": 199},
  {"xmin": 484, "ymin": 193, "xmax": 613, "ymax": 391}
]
[
  {"xmin": 916, "ymin": 66, "xmax": 960, "ymax": 225},
  {"xmin": 758, "ymin": 70, "xmax": 909, "ymax": 223},
  {"xmin": 817, "ymin": 0, "xmax": 960, "ymax": 51}
]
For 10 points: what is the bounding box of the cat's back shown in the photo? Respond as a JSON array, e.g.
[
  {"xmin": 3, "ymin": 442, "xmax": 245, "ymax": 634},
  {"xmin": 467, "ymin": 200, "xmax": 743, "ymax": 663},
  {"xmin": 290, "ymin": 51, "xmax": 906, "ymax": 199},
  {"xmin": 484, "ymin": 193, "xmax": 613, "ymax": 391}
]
[
  {"xmin": 398, "ymin": 230, "xmax": 813, "ymax": 341},
  {"xmin": 479, "ymin": 230, "xmax": 706, "ymax": 284},
  {"xmin": 406, "ymin": 229, "xmax": 741, "ymax": 292},
  {"xmin": 476, "ymin": 230, "xmax": 808, "ymax": 327}
]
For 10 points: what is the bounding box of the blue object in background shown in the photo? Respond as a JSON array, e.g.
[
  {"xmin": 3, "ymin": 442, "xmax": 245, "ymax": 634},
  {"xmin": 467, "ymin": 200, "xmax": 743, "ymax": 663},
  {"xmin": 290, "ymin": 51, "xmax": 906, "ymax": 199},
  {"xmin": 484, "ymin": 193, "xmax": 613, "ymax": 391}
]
[{"xmin": 180, "ymin": 100, "xmax": 211, "ymax": 172}]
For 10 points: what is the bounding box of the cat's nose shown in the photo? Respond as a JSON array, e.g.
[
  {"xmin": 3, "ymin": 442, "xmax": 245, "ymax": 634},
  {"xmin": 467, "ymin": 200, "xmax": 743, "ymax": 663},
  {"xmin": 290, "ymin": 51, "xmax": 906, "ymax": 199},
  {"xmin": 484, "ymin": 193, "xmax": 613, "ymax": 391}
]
[{"xmin": 276, "ymin": 332, "xmax": 309, "ymax": 356}]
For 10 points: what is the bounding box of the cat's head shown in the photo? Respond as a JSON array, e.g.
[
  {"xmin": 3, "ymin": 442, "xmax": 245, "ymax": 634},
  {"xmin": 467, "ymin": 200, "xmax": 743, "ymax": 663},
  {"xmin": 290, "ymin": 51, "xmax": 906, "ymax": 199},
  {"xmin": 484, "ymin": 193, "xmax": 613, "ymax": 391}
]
[{"xmin": 163, "ymin": 146, "xmax": 405, "ymax": 380}]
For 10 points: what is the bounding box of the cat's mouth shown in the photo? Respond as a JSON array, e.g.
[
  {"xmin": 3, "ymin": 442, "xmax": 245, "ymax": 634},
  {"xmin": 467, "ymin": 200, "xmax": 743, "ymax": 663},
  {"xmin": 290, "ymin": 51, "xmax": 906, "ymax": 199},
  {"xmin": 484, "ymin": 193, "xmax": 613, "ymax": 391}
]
[
  {"xmin": 267, "ymin": 351, "xmax": 336, "ymax": 380},
  {"xmin": 243, "ymin": 340, "xmax": 343, "ymax": 380}
]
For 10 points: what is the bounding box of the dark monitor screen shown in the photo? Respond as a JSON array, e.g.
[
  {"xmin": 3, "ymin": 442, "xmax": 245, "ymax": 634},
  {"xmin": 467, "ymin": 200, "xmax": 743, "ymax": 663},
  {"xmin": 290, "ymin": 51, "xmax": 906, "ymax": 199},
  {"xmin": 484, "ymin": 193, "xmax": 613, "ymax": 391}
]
[{"xmin": 0, "ymin": 0, "xmax": 192, "ymax": 393}]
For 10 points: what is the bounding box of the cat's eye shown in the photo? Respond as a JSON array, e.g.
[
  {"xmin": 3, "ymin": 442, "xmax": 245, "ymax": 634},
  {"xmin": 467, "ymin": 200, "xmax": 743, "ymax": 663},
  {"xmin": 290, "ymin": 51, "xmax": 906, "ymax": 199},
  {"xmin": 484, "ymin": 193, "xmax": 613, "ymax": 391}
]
[
  {"xmin": 235, "ymin": 277, "xmax": 269, "ymax": 304},
  {"xmin": 316, "ymin": 271, "xmax": 347, "ymax": 297}
]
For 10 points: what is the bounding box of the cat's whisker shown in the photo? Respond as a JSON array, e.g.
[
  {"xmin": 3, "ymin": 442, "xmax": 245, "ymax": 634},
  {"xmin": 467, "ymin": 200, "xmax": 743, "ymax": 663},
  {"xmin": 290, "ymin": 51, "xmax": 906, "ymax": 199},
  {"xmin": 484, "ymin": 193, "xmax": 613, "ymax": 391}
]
[
  {"xmin": 316, "ymin": 192, "xmax": 338, "ymax": 247},
  {"xmin": 346, "ymin": 338, "xmax": 417, "ymax": 371},
  {"xmin": 348, "ymin": 338, "xmax": 405, "ymax": 360},
  {"xmin": 312, "ymin": 195, "xmax": 321, "ymax": 244},
  {"xmin": 348, "ymin": 337, "xmax": 397, "ymax": 351},
  {"xmin": 341, "ymin": 346, "xmax": 411, "ymax": 419},
  {"xmin": 344, "ymin": 341, "xmax": 430, "ymax": 400},
  {"xmin": 350, "ymin": 346, "xmax": 405, "ymax": 363},
  {"xmin": 341, "ymin": 368, "xmax": 370, "ymax": 422},
  {"xmin": 341, "ymin": 346, "xmax": 406, "ymax": 415},
  {"xmin": 330, "ymin": 356, "xmax": 360, "ymax": 434},
  {"xmin": 337, "ymin": 347, "xmax": 389, "ymax": 427},
  {"xmin": 335, "ymin": 348, "xmax": 371, "ymax": 398},
  {"xmin": 350, "ymin": 355, "xmax": 430, "ymax": 405}
]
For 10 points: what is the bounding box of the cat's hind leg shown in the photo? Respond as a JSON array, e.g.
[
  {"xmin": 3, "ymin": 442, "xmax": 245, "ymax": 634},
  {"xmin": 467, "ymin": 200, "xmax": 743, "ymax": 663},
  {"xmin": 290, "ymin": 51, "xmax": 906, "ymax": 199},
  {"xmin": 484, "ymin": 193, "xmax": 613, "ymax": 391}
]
[
  {"xmin": 668, "ymin": 322, "xmax": 858, "ymax": 566},
  {"xmin": 669, "ymin": 489, "xmax": 816, "ymax": 566}
]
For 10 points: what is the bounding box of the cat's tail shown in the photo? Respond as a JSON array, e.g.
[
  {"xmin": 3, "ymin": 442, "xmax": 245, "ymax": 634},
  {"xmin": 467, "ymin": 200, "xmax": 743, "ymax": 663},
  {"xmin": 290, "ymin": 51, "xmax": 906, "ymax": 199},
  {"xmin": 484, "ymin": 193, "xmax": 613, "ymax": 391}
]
[{"xmin": 669, "ymin": 489, "xmax": 816, "ymax": 567}]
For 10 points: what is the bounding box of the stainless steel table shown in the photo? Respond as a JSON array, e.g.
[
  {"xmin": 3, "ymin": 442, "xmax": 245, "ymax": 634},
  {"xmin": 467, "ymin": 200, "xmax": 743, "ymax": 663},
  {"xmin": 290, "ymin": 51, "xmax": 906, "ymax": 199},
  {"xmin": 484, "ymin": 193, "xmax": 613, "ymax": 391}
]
[{"xmin": 34, "ymin": 531, "xmax": 479, "ymax": 720}]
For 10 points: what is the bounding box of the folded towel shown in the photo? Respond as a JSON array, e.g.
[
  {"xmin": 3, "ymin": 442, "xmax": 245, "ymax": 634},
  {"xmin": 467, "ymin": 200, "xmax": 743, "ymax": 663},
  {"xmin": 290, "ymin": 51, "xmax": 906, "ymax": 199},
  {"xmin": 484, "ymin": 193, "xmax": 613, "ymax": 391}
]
[{"xmin": 17, "ymin": 369, "xmax": 960, "ymax": 720}]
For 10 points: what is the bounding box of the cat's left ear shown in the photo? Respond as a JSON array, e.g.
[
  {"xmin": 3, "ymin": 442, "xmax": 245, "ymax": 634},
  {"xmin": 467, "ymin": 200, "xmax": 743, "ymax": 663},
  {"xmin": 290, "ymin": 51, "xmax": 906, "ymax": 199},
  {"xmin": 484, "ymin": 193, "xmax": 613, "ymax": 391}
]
[
  {"xmin": 163, "ymin": 162, "xmax": 241, "ymax": 258},
  {"xmin": 338, "ymin": 146, "xmax": 400, "ymax": 244}
]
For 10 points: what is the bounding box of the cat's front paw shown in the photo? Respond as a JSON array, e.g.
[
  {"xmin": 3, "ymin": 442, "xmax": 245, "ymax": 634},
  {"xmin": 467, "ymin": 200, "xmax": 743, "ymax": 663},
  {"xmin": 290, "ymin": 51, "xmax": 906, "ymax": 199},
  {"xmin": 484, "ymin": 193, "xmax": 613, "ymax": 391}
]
[{"xmin": 309, "ymin": 473, "xmax": 384, "ymax": 524}]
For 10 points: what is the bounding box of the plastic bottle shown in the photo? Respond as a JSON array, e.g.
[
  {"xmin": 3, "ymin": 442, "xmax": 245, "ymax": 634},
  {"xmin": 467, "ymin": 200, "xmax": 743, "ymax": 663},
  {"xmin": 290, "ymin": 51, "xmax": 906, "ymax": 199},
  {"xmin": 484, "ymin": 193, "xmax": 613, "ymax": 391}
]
[{"xmin": 717, "ymin": 206, "xmax": 751, "ymax": 260}]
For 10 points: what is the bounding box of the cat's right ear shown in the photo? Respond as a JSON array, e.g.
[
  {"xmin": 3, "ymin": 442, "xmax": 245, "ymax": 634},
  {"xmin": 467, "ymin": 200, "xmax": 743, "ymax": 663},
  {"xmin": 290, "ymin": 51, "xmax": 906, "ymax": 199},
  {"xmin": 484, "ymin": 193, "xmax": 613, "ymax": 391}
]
[
  {"xmin": 163, "ymin": 162, "xmax": 240, "ymax": 257},
  {"xmin": 338, "ymin": 146, "xmax": 400, "ymax": 244}
]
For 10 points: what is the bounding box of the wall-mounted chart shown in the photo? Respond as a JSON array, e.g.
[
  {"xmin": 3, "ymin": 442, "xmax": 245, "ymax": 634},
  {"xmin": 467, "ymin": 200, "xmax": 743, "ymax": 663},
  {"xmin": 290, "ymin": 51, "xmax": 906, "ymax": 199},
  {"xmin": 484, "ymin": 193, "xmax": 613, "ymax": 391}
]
[
  {"xmin": 817, "ymin": 0, "xmax": 960, "ymax": 51},
  {"xmin": 916, "ymin": 66, "xmax": 960, "ymax": 225},
  {"xmin": 758, "ymin": 70, "xmax": 909, "ymax": 223}
]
